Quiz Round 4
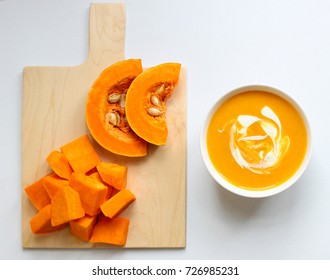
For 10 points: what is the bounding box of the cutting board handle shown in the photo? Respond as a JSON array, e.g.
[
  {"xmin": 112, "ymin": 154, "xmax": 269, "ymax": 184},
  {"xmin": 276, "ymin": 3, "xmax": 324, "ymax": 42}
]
[{"xmin": 87, "ymin": 3, "xmax": 126, "ymax": 65}]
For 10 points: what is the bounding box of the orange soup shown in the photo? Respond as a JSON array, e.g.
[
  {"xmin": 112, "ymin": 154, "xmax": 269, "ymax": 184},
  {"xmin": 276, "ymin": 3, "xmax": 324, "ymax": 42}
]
[{"xmin": 207, "ymin": 90, "xmax": 308, "ymax": 190}]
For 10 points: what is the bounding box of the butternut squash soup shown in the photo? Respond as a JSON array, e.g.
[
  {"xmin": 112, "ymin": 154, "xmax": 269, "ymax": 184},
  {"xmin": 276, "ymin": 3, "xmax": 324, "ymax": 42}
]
[{"xmin": 206, "ymin": 90, "xmax": 308, "ymax": 190}]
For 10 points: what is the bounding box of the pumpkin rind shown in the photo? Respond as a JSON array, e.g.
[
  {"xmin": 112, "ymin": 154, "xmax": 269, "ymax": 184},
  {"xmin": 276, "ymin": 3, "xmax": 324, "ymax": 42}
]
[
  {"xmin": 86, "ymin": 59, "xmax": 147, "ymax": 157},
  {"xmin": 125, "ymin": 62, "xmax": 181, "ymax": 145}
]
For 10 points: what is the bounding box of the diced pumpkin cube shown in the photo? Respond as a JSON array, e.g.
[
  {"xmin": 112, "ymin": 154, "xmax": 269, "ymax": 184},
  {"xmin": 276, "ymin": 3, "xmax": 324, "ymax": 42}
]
[
  {"xmin": 46, "ymin": 150, "xmax": 73, "ymax": 179},
  {"xmin": 69, "ymin": 215, "xmax": 98, "ymax": 242},
  {"xmin": 100, "ymin": 189, "xmax": 136, "ymax": 218},
  {"xmin": 43, "ymin": 173, "xmax": 69, "ymax": 199},
  {"xmin": 25, "ymin": 176, "xmax": 51, "ymax": 211},
  {"xmin": 88, "ymin": 171, "xmax": 106, "ymax": 184},
  {"xmin": 69, "ymin": 173, "xmax": 107, "ymax": 216},
  {"xmin": 90, "ymin": 216, "xmax": 129, "ymax": 246},
  {"xmin": 60, "ymin": 135, "xmax": 100, "ymax": 173},
  {"xmin": 97, "ymin": 162, "xmax": 127, "ymax": 190},
  {"xmin": 51, "ymin": 186, "xmax": 85, "ymax": 226},
  {"xmin": 29, "ymin": 205, "xmax": 66, "ymax": 234},
  {"xmin": 88, "ymin": 171, "xmax": 113, "ymax": 200}
]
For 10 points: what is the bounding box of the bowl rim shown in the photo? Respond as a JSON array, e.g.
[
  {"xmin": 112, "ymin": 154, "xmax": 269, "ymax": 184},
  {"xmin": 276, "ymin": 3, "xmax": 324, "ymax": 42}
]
[{"xmin": 200, "ymin": 84, "xmax": 312, "ymax": 198}]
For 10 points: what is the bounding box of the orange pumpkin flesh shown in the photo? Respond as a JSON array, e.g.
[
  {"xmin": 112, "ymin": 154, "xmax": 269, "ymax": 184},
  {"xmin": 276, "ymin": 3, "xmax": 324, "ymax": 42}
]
[
  {"xmin": 86, "ymin": 59, "xmax": 147, "ymax": 157},
  {"xmin": 125, "ymin": 63, "xmax": 181, "ymax": 145},
  {"xmin": 25, "ymin": 134, "xmax": 137, "ymax": 245}
]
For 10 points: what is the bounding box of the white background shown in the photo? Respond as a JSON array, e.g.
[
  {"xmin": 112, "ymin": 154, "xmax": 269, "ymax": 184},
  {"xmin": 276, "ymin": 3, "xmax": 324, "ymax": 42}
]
[{"xmin": 1, "ymin": 0, "xmax": 330, "ymax": 260}]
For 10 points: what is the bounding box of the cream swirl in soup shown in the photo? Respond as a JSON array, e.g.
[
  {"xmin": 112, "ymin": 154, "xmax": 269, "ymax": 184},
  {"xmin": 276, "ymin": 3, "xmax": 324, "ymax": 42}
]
[{"xmin": 222, "ymin": 106, "xmax": 290, "ymax": 174}]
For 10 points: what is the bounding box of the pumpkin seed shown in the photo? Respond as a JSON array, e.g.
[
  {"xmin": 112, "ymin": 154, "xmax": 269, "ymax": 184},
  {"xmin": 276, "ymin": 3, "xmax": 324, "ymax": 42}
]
[
  {"xmin": 154, "ymin": 83, "xmax": 165, "ymax": 94},
  {"xmin": 108, "ymin": 93, "xmax": 121, "ymax": 103},
  {"xmin": 106, "ymin": 112, "xmax": 120, "ymax": 126},
  {"xmin": 147, "ymin": 107, "xmax": 163, "ymax": 116},
  {"xmin": 119, "ymin": 94, "xmax": 126, "ymax": 108},
  {"xmin": 150, "ymin": 95, "xmax": 160, "ymax": 106}
]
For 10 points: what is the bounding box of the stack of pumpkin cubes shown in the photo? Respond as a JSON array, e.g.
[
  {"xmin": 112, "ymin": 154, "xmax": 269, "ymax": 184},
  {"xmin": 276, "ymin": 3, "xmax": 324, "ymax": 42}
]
[{"xmin": 24, "ymin": 134, "xmax": 136, "ymax": 246}]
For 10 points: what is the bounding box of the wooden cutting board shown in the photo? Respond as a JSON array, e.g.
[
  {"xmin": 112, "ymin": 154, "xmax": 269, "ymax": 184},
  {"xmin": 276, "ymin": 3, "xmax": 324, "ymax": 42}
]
[{"xmin": 21, "ymin": 3, "xmax": 186, "ymax": 248}]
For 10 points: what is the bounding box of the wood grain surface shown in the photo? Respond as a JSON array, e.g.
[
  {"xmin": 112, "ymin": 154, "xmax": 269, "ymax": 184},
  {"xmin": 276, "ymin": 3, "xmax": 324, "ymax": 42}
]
[{"xmin": 21, "ymin": 3, "xmax": 186, "ymax": 248}]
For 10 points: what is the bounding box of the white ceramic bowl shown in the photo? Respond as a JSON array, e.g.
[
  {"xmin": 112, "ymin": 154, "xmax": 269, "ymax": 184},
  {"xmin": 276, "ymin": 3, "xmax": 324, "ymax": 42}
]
[{"xmin": 200, "ymin": 85, "xmax": 312, "ymax": 198}]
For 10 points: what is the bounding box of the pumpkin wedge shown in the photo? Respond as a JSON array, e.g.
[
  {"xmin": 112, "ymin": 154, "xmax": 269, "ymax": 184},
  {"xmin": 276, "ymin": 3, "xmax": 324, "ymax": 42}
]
[
  {"xmin": 125, "ymin": 62, "xmax": 181, "ymax": 145},
  {"xmin": 86, "ymin": 59, "xmax": 147, "ymax": 157}
]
